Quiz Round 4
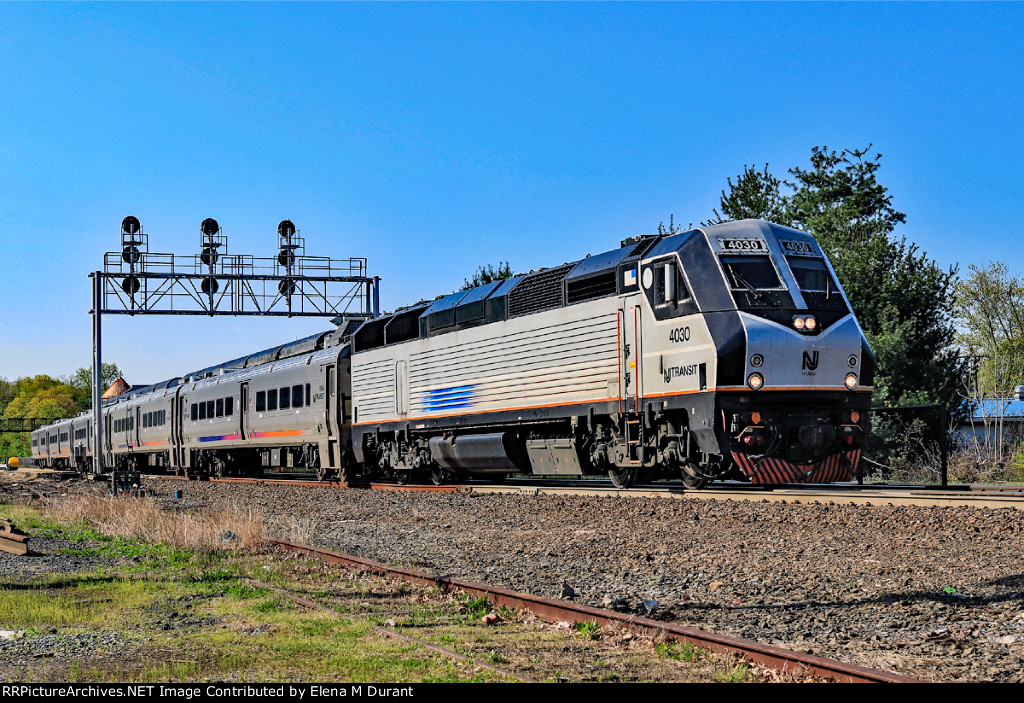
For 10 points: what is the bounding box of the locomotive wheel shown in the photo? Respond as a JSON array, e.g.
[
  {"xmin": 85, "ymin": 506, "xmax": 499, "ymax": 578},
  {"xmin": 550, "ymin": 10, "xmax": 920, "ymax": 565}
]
[
  {"xmin": 430, "ymin": 466, "xmax": 450, "ymax": 486},
  {"xmin": 680, "ymin": 459, "xmax": 709, "ymax": 490},
  {"xmin": 395, "ymin": 469, "xmax": 413, "ymax": 485},
  {"xmin": 608, "ymin": 465, "xmax": 639, "ymax": 489},
  {"xmin": 680, "ymin": 472, "xmax": 709, "ymax": 490}
]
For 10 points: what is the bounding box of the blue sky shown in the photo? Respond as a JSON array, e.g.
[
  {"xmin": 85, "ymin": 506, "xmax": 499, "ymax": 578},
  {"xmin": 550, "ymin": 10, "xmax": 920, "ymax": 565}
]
[{"xmin": 1, "ymin": 2, "xmax": 1022, "ymax": 385}]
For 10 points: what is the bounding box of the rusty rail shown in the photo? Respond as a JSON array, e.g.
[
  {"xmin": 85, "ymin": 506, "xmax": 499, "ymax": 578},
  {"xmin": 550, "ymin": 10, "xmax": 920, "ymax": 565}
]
[
  {"xmin": 0, "ymin": 518, "xmax": 29, "ymax": 555},
  {"xmin": 272, "ymin": 539, "xmax": 922, "ymax": 683}
]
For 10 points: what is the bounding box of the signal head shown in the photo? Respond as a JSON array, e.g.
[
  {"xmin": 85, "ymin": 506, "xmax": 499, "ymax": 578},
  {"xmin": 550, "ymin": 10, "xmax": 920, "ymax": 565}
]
[
  {"xmin": 121, "ymin": 216, "xmax": 141, "ymax": 235},
  {"xmin": 278, "ymin": 220, "xmax": 296, "ymax": 238},
  {"xmin": 201, "ymin": 218, "xmax": 220, "ymax": 236}
]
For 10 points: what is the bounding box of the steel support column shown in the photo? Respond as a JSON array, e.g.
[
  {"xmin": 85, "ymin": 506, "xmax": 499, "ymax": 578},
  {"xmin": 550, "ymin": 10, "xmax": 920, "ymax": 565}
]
[{"xmin": 91, "ymin": 271, "xmax": 104, "ymax": 477}]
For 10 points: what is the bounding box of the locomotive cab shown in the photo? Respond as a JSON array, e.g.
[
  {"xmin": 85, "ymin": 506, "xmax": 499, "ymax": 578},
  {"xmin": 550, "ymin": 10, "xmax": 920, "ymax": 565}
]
[{"xmin": 636, "ymin": 220, "xmax": 873, "ymax": 485}]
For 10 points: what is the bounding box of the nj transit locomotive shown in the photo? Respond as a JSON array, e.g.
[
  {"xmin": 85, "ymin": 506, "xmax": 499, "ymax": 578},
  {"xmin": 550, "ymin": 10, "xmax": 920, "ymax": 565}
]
[{"xmin": 32, "ymin": 219, "xmax": 872, "ymax": 488}]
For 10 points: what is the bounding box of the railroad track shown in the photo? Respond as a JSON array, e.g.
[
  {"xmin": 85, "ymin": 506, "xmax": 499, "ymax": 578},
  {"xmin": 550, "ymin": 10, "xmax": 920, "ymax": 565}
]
[
  {"xmin": 271, "ymin": 538, "xmax": 921, "ymax": 683},
  {"xmin": 137, "ymin": 472, "xmax": 1024, "ymax": 510}
]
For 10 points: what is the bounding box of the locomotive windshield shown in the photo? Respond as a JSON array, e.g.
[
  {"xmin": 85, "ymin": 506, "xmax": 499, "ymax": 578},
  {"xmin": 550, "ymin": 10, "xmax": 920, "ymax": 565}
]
[
  {"xmin": 719, "ymin": 255, "xmax": 783, "ymax": 291},
  {"xmin": 785, "ymin": 255, "xmax": 850, "ymax": 313},
  {"xmin": 786, "ymin": 256, "xmax": 836, "ymax": 294}
]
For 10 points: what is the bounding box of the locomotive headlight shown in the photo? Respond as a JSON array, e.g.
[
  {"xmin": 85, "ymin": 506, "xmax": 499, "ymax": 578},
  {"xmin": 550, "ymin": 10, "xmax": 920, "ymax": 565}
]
[
  {"xmin": 747, "ymin": 372, "xmax": 764, "ymax": 390},
  {"xmin": 792, "ymin": 315, "xmax": 817, "ymax": 332},
  {"xmin": 849, "ymin": 410, "xmax": 861, "ymax": 424},
  {"xmin": 845, "ymin": 373, "xmax": 858, "ymax": 389}
]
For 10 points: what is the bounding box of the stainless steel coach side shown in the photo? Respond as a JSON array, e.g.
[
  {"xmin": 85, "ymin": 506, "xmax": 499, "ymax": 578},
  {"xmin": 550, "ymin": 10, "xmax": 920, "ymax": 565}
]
[{"xmin": 179, "ymin": 344, "xmax": 350, "ymax": 479}]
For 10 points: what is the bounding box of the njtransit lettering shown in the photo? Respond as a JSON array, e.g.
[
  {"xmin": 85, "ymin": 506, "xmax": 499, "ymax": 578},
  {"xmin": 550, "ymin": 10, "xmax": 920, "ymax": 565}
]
[{"xmin": 664, "ymin": 364, "xmax": 699, "ymax": 383}]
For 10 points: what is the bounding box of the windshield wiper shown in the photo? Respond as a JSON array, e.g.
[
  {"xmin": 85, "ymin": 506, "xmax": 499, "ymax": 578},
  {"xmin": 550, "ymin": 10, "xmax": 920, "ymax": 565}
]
[{"xmin": 729, "ymin": 268, "xmax": 764, "ymax": 301}]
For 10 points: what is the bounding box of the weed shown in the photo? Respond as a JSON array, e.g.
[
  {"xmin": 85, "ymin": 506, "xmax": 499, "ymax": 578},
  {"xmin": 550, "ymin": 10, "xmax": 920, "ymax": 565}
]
[
  {"xmin": 713, "ymin": 660, "xmax": 754, "ymax": 683},
  {"xmin": 226, "ymin": 582, "xmax": 268, "ymax": 600},
  {"xmin": 187, "ymin": 568, "xmax": 237, "ymax": 584},
  {"xmin": 252, "ymin": 598, "xmax": 288, "ymax": 613},
  {"xmin": 656, "ymin": 640, "xmax": 705, "ymax": 662},
  {"xmin": 496, "ymin": 605, "xmax": 517, "ymax": 622},
  {"xmin": 574, "ymin": 621, "xmax": 601, "ymax": 640},
  {"xmin": 486, "ymin": 649, "xmax": 505, "ymax": 664},
  {"xmin": 462, "ymin": 595, "xmax": 490, "ymax": 620}
]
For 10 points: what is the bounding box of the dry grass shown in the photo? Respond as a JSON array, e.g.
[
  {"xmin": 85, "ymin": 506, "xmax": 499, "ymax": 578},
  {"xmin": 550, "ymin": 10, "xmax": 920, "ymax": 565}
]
[
  {"xmin": 45, "ymin": 493, "xmax": 269, "ymax": 552},
  {"xmin": 266, "ymin": 514, "xmax": 317, "ymax": 544}
]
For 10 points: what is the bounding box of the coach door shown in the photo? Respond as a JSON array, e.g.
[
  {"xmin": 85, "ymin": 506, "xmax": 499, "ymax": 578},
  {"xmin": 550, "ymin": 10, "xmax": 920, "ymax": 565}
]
[
  {"xmin": 619, "ymin": 294, "xmax": 643, "ymax": 414},
  {"xmin": 240, "ymin": 383, "xmax": 250, "ymax": 440},
  {"xmin": 172, "ymin": 395, "xmax": 184, "ymax": 468},
  {"xmin": 325, "ymin": 365, "xmax": 338, "ymax": 466}
]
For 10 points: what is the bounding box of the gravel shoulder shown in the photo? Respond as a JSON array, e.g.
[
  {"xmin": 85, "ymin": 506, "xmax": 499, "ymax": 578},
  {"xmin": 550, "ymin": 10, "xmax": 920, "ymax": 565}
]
[{"xmin": 9, "ymin": 475, "xmax": 1024, "ymax": 682}]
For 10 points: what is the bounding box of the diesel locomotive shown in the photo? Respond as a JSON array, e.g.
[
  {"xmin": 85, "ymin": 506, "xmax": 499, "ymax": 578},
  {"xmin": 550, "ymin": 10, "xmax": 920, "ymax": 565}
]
[{"xmin": 32, "ymin": 219, "xmax": 872, "ymax": 488}]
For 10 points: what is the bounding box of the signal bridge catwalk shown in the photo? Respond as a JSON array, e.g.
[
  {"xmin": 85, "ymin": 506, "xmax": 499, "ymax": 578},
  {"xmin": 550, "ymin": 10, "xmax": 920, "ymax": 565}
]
[
  {"xmin": 88, "ymin": 215, "xmax": 380, "ymax": 479},
  {"xmin": 98, "ymin": 216, "xmax": 379, "ymax": 318}
]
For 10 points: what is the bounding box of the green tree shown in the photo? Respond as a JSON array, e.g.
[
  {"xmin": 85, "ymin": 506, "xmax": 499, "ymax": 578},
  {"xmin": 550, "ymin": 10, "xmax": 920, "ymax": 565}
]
[
  {"xmin": 954, "ymin": 262, "xmax": 1024, "ymax": 397},
  {"xmin": 709, "ymin": 146, "xmax": 963, "ymax": 410},
  {"xmin": 0, "ymin": 375, "xmax": 83, "ymax": 460},
  {"xmin": 0, "ymin": 378, "xmax": 14, "ymax": 416},
  {"xmin": 463, "ymin": 262, "xmax": 514, "ymax": 290},
  {"xmin": 705, "ymin": 164, "xmax": 789, "ymax": 225},
  {"xmin": 65, "ymin": 363, "xmax": 124, "ymax": 408}
]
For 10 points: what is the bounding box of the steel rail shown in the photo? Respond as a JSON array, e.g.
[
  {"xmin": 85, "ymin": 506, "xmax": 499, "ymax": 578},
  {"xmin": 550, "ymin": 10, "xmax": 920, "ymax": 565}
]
[
  {"xmin": 142, "ymin": 473, "xmax": 466, "ymax": 492},
  {"xmin": 272, "ymin": 539, "xmax": 922, "ymax": 683},
  {"xmin": 136, "ymin": 471, "xmax": 1024, "ymax": 509}
]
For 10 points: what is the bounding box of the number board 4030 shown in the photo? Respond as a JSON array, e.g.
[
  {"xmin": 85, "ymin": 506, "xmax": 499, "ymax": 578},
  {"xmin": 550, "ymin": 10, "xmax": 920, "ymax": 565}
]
[{"xmin": 718, "ymin": 238, "xmax": 768, "ymax": 253}]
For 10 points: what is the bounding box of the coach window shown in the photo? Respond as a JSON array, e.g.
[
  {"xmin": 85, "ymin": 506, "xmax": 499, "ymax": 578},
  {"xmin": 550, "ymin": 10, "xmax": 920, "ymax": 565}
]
[
  {"xmin": 256, "ymin": 391, "xmax": 266, "ymax": 412},
  {"xmin": 293, "ymin": 385, "xmax": 303, "ymax": 408},
  {"xmin": 305, "ymin": 384, "xmax": 311, "ymax": 406},
  {"xmin": 191, "ymin": 404, "xmax": 198, "ymax": 421},
  {"xmin": 206, "ymin": 401, "xmax": 214, "ymax": 418},
  {"xmin": 199, "ymin": 403, "xmax": 207, "ymax": 420},
  {"xmin": 280, "ymin": 387, "xmax": 291, "ymax": 410},
  {"xmin": 216, "ymin": 399, "xmax": 224, "ymax": 417},
  {"xmin": 226, "ymin": 397, "xmax": 233, "ymax": 416},
  {"xmin": 268, "ymin": 389, "xmax": 278, "ymax": 411}
]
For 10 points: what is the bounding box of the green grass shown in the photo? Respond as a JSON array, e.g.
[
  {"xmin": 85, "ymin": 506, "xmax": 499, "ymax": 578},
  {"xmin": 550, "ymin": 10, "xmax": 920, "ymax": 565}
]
[
  {"xmin": 0, "ymin": 499, "xmax": 775, "ymax": 684},
  {"xmin": 656, "ymin": 640, "xmax": 707, "ymax": 662},
  {"xmin": 461, "ymin": 594, "xmax": 491, "ymax": 620}
]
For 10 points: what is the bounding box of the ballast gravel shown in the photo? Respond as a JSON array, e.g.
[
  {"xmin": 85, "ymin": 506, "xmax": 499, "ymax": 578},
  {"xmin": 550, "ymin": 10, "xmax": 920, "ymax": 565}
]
[{"xmin": 10, "ymin": 477, "xmax": 1024, "ymax": 682}]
